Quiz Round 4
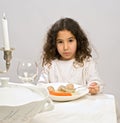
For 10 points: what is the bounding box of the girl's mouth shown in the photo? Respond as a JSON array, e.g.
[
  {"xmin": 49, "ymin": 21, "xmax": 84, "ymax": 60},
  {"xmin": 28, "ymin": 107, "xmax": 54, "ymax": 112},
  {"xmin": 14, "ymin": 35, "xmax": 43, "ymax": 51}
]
[{"xmin": 63, "ymin": 52, "xmax": 70, "ymax": 55}]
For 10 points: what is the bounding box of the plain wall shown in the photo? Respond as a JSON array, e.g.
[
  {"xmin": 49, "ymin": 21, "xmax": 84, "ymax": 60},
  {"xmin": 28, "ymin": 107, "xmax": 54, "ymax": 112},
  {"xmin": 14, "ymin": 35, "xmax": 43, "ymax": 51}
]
[{"xmin": 0, "ymin": 0, "xmax": 120, "ymax": 119}]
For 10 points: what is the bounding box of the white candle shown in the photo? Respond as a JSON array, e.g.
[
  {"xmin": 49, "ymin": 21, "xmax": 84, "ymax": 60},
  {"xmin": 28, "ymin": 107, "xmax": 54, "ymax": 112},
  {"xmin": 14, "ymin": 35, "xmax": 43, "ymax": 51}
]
[{"xmin": 2, "ymin": 13, "xmax": 10, "ymax": 50}]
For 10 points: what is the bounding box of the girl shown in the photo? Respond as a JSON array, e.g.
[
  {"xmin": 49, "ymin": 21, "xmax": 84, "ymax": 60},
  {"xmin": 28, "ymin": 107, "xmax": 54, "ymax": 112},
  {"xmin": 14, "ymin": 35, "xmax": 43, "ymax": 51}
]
[{"xmin": 38, "ymin": 17, "xmax": 102, "ymax": 95}]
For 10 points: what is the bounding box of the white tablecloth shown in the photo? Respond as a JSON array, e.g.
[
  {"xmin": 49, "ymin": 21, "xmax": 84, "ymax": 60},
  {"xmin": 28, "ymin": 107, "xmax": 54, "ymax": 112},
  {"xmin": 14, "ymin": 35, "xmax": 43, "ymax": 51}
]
[{"xmin": 30, "ymin": 94, "xmax": 117, "ymax": 123}]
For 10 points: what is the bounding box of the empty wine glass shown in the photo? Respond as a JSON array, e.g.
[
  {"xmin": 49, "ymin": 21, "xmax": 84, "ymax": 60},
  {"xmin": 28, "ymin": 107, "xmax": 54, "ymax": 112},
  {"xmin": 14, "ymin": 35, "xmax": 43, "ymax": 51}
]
[{"xmin": 17, "ymin": 61, "xmax": 38, "ymax": 83}]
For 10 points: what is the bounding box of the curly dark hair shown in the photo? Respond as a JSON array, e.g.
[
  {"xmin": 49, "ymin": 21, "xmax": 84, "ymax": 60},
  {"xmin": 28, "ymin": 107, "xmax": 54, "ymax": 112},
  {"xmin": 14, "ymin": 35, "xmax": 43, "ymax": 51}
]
[{"xmin": 42, "ymin": 17, "xmax": 92, "ymax": 66}]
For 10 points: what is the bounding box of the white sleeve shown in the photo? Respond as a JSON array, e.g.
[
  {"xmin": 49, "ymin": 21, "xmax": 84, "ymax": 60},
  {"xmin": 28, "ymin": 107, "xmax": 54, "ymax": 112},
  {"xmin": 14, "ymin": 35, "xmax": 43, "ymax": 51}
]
[
  {"xmin": 87, "ymin": 60, "xmax": 101, "ymax": 83},
  {"xmin": 86, "ymin": 59, "xmax": 104, "ymax": 92}
]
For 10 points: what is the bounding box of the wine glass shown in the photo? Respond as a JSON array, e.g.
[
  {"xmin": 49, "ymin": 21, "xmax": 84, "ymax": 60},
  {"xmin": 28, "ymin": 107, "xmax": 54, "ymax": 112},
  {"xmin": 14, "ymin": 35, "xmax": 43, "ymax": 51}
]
[{"xmin": 17, "ymin": 60, "xmax": 38, "ymax": 84}]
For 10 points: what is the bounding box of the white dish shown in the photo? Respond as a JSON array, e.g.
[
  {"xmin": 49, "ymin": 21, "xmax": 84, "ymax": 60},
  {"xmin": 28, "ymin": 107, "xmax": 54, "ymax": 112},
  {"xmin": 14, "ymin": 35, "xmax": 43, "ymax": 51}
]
[{"xmin": 45, "ymin": 83, "xmax": 89, "ymax": 101}]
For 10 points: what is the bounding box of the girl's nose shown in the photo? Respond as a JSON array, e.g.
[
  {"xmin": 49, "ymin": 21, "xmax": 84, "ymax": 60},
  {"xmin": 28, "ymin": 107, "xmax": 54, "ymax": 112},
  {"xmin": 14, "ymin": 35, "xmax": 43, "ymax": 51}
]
[{"xmin": 63, "ymin": 42, "xmax": 68, "ymax": 50}]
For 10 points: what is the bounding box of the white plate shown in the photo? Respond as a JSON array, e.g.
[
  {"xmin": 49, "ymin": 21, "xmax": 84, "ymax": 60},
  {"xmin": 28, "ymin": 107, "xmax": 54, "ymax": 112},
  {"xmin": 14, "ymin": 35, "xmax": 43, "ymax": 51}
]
[{"xmin": 45, "ymin": 83, "xmax": 89, "ymax": 101}]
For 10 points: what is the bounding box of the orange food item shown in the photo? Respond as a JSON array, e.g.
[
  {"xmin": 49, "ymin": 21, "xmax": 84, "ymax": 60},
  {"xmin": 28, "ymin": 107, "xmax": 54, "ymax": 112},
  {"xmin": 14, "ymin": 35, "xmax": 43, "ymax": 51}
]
[{"xmin": 49, "ymin": 91, "xmax": 72, "ymax": 96}]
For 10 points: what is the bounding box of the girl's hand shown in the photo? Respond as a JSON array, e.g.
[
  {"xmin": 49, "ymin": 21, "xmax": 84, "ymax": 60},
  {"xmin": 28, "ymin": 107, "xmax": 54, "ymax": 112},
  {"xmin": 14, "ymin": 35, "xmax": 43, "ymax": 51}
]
[{"xmin": 88, "ymin": 82, "xmax": 100, "ymax": 95}]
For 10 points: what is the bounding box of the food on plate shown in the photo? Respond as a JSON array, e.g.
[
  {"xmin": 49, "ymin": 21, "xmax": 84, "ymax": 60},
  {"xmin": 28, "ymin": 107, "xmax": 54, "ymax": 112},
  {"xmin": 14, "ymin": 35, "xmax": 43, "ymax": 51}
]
[
  {"xmin": 66, "ymin": 83, "xmax": 74, "ymax": 90},
  {"xmin": 57, "ymin": 85, "xmax": 66, "ymax": 92},
  {"xmin": 49, "ymin": 90, "xmax": 72, "ymax": 96},
  {"xmin": 65, "ymin": 83, "xmax": 75, "ymax": 93},
  {"xmin": 47, "ymin": 83, "xmax": 76, "ymax": 96},
  {"xmin": 47, "ymin": 86, "xmax": 55, "ymax": 92}
]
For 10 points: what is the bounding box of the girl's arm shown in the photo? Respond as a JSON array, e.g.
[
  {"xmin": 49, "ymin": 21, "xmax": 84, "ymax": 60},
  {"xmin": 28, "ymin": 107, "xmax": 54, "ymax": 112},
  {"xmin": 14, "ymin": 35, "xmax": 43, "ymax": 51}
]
[{"xmin": 86, "ymin": 59, "xmax": 103, "ymax": 95}]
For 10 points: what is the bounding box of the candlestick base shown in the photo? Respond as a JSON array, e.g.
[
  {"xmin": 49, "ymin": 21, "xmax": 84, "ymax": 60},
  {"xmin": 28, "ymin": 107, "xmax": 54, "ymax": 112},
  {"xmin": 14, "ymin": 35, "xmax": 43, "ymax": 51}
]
[{"xmin": 0, "ymin": 47, "xmax": 15, "ymax": 73}]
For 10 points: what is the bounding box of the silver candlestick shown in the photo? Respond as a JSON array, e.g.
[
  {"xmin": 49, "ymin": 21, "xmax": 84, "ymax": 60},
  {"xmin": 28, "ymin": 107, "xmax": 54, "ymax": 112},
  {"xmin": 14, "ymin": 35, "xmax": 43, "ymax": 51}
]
[{"xmin": 0, "ymin": 47, "xmax": 14, "ymax": 73}]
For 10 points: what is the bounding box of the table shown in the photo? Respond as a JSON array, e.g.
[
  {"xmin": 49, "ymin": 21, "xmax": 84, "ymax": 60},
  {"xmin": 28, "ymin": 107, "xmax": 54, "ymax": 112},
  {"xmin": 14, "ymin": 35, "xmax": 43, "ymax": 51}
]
[{"xmin": 30, "ymin": 94, "xmax": 117, "ymax": 123}]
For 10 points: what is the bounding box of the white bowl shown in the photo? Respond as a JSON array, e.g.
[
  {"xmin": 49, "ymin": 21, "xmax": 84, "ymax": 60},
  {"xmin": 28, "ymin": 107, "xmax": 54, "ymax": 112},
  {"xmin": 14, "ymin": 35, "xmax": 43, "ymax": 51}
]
[{"xmin": 0, "ymin": 82, "xmax": 54, "ymax": 123}]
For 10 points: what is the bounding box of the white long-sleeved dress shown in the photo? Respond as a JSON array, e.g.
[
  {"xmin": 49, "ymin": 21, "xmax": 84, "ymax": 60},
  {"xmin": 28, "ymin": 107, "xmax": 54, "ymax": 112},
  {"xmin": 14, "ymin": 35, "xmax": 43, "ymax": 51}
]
[{"xmin": 38, "ymin": 58, "xmax": 102, "ymax": 87}]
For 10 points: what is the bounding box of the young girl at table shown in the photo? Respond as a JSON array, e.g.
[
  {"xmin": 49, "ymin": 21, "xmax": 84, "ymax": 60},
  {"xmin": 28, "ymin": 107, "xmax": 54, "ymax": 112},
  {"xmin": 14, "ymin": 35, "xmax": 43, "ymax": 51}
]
[{"xmin": 38, "ymin": 17, "xmax": 102, "ymax": 95}]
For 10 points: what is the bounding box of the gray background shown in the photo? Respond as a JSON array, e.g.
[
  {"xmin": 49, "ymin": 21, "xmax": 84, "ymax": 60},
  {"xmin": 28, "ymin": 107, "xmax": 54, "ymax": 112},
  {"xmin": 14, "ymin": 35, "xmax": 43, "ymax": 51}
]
[{"xmin": 0, "ymin": 0, "xmax": 120, "ymax": 119}]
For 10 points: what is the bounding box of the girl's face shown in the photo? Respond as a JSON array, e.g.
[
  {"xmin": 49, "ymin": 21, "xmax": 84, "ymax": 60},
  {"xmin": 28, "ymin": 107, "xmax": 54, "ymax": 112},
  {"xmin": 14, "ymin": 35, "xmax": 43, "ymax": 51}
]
[{"xmin": 56, "ymin": 30, "xmax": 77, "ymax": 60}]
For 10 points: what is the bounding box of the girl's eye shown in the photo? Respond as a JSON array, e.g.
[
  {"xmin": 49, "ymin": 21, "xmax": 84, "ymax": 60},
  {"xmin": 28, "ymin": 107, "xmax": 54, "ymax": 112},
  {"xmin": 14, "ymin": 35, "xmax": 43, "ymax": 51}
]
[
  {"xmin": 56, "ymin": 40, "xmax": 63, "ymax": 44},
  {"xmin": 68, "ymin": 38, "xmax": 75, "ymax": 42},
  {"xmin": 69, "ymin": 39, "xmax": 73, "ymax": 42}
]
